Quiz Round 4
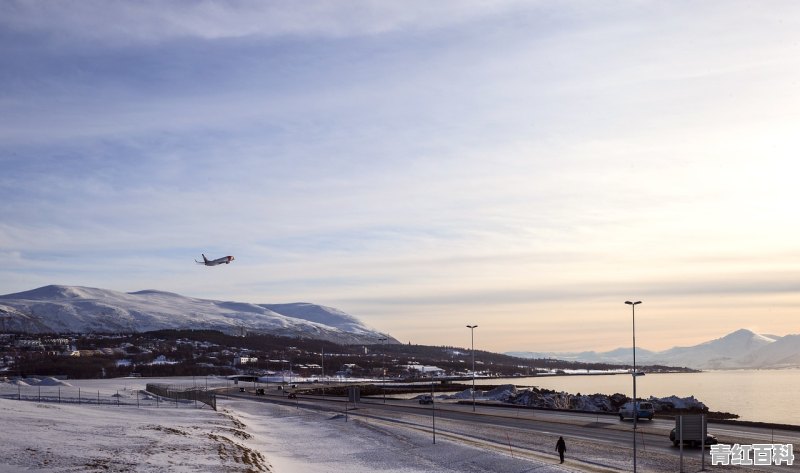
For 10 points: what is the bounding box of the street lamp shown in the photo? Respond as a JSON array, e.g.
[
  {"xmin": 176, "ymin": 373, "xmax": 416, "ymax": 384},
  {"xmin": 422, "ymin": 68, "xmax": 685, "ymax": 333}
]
[
  {"xmin": 466, "ymin": 324, "xmax": 478, "ymax": 412},
  {"xmin": 321, "ymin": 346, "xmax": 325, "ymax": 400},
  {"xmin": 625, "ymin": 300, "xmax": 642, "ymax": 473},
  {"xmin": 378, "ymin": 336, "xmax": 388, "ymax": 404}
]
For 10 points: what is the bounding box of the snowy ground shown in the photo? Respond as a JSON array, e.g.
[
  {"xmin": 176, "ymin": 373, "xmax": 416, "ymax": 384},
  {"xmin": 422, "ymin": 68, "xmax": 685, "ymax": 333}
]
[
  {"xmin": 3, "ymin": 376, "xmax": 791, "ymax": 473},
  {"xmin": 0, "ymin": 377, "xmax": 576, "ymax": 472}
]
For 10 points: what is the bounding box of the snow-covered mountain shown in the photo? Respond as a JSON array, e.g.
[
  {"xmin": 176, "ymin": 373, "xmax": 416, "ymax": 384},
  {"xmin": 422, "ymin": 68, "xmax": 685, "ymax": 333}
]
[
  {"xmin": 0, "ymin": 285, "xmax": 394, "ymax": 344},
  {"xmin": 508, "ymin": 329, "xmax": 800, "ymax": 369},
  {"xmin": 650, "ymin": 329, "xmax": 777, "ymax": 369},
  {"xmin": 736, "ymin": 334, "xmax": 800, "ymax": 368}
]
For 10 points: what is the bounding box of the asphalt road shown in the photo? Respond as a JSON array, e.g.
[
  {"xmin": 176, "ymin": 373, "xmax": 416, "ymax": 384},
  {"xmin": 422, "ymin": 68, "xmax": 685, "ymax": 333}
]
[{"xmin": 224, "ymin": 388, "xmax": 799, "ymax": 472}]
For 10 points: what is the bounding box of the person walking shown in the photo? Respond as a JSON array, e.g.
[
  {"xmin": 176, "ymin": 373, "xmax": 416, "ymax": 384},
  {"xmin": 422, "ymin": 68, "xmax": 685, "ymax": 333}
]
[{"xmin": 555, "ymin": 436, "xmax": 567, "ymax": 463}]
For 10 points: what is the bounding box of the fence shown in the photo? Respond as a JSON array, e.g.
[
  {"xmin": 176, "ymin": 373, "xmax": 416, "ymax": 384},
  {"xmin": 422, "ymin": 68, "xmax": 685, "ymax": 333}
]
[
  {"xmin": 0, "ymin": 383, "xmax": 160, "ymax": 407},
  {"xmin": 146, "ymin": 383, "xmax": 217, "ymax": 411},
  {"xmin": 0, "ymin": 381, "xmax": 217, "ymax": 410}
]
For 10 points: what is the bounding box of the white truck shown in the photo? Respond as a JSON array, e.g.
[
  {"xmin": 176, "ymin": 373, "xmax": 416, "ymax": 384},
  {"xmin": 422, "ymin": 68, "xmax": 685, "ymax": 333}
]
[{"xmin": 618, "ymin": 401, "xmax": 655, "ymax": 420}]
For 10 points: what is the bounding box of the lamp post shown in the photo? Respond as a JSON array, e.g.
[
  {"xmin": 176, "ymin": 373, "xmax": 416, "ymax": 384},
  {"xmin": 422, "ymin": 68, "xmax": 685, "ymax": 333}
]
[
  {"xmin": 466, "ymin": 324, "xmax": 478, "ymax": 412},
  {"xmin": 321, "ymin": 346, "xmax": 325, "ymax": 400},
  {"xmin": 378, "ymin": 336, "xmax": 388, "ymax": 404},
  {"xmin": 625, "ymin": 300, "xmax": 642, "ymax": 473}
]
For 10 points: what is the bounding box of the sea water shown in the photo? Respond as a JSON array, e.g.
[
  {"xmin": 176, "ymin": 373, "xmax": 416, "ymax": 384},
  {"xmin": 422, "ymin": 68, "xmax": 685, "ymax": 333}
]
[{"xmin": 476, "ymin": 368, "xmax": 800, "ymax": 425}]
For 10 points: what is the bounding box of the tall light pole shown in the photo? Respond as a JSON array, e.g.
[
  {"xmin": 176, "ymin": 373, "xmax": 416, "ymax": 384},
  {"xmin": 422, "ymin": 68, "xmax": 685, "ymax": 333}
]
[
  {"xmin": 466, "ymin": 324, "xmax": 478, "ymax": 412},
  {"xmin": 625, "ymin": 300, "xmax": 642, "ymax": 473},
  {"xmin": 378, "ymin": 336, "xmax": 388, "ymax": 404},
  {"xmin": 321, "ymin": 346, "xmax": 325, "ymax": 400}
]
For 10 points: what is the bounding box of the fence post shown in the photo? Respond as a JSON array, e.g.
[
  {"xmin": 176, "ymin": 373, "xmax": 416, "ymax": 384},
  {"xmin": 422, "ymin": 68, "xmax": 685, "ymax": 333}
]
[
  {"xmin": 78, "ymin": 387, "xmax": 81, "ymax": 404},
  {"xmin": 117, "ymin": 390, "xmax": 119, "ymax": 406},
  {"xmin": 58, "ymin": 386, "xmax": 61, "ymax": 403}
]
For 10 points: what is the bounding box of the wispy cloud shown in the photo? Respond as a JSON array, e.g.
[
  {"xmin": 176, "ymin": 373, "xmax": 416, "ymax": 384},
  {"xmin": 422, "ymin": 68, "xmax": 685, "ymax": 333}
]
[
  {"xmin": 2, "ymin": 1, "xmax": 800, "ymax": 351},
  {"xmin": 0, "ymin": 0, "xmax": 533, "ymax": 43}
]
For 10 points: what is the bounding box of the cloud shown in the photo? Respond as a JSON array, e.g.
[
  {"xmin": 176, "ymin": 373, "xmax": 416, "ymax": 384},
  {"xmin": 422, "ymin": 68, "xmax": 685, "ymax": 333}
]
[
  {"xmin": 3, "ymin": 1, "xmax": 800, "ymax": 352},
  {"xmin": 0, "ymin": 0, "xmax": 532, "ymax": 44}
]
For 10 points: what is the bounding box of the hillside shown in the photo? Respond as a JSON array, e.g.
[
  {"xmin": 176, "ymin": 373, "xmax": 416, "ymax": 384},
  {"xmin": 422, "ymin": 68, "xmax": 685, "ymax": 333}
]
[{"xmin": 0, "ymin": 285, "xmax": 393, "ymax": 344}]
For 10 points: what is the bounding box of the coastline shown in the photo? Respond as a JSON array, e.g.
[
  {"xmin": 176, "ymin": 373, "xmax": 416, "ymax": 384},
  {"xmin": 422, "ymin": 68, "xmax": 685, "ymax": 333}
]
[
  {"xmin": 478, "ymin": 368, "xmax": 800, "ymax": 426},
  {"xmin": 450, "ymin": 399, "xmax": 800, "ymax": 432}
]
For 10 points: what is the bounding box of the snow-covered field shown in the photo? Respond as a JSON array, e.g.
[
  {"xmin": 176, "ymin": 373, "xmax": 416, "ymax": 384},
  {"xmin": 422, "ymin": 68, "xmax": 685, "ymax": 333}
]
[{"xmin": 1, "ymin": 377, "xmax": 573, "ymax": 472}]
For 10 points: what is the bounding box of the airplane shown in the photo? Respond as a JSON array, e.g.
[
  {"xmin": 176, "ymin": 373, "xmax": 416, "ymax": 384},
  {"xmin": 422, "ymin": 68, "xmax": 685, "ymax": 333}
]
[{"xmin": 195, "ymin": 254, "xmax": 235, "ymax": 266}]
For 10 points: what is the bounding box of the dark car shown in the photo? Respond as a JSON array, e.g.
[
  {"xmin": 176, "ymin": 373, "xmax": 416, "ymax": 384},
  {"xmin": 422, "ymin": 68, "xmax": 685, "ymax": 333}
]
[
  {"xmin": 287, "ymin": 393, "xmax": 297, "ymax": 399},
  {"xmin": 669, "ymin": 428, "xmax": 718, "ymax": 447},
  {"xmin": 418, "ymin": 395, "xmax": 433, "ymax": 405}
]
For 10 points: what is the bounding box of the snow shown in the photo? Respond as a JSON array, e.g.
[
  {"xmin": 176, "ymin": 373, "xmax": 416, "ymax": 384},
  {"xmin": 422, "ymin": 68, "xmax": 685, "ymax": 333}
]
[
  {"xmin": 649, "ymin": 395, "xmax": 706, "ymax": 410},
  {"xmin": 0, "ymin": 284, "xmax": 390, "ymax": 343},
  {"xmin": 438, "ymin": 384, "xmax": 708, "ymax": 415},
  {"xmin": 0, "ymin": 377, "xmax": 572, "ymax": 473},
  {"xmin": 509, "ymin": 328, "xmax": 800, "ymax": 370},
  {"xmin": 35, "ymin": 377, "xmax": 72, "ymax": 387}
]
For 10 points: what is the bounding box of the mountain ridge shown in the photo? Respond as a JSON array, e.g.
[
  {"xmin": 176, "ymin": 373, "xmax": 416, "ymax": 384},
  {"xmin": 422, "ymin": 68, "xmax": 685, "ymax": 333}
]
[
  {"xmin": 507, "ymin": 328, "xmax": 800, "ymax": 369},
  {"xmin": 0, "ymin": 285, "xmax": 394, "ymax": 345}
]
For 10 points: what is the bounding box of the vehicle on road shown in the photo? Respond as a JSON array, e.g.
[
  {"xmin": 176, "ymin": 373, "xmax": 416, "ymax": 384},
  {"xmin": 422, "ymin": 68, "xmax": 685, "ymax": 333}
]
[
  {"xmin": 670, "ymin": 428, "xmax": 718, "ymax": 447},
  {"xmin": 418, "ymin": 395, "xmax": 433, "ymax": 405},
  {"xmin": 287, "ymin": 393, "xmax": 297, "ymax": 399},
  {"xmin": 256, "ymin": 388, "xmax": 265, "ymax": 395},
  {"xmin": 619, "ymin": 401, "xmax": 655, "ymax": 420}
]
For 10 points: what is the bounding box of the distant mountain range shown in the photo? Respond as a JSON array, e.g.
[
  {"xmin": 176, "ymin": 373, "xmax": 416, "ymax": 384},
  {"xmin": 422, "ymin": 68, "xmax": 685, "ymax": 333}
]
[
  {"xmin": 0, "ymin": 285, "xmax": 395, "ymax": 345},
  {"xmin": 4, "ymin": 286, "xmax": 797, "ymax": 369},
  {"xmin": 507, "ymin": 329, "xmax": 800, "ymax": 370}
]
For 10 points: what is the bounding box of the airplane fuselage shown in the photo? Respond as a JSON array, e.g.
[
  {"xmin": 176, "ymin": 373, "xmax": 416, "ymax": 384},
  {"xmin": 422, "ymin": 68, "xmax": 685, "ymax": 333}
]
[{"xmin": 197, "ymin": 254, "xmax": 235, "ymax": 266}]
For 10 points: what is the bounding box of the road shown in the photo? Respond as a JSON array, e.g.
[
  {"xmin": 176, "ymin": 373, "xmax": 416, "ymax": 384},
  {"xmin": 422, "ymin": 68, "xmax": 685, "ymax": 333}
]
[{"xmin": 223, "ymin": 387, "xmax": 799, "ymax": 473}]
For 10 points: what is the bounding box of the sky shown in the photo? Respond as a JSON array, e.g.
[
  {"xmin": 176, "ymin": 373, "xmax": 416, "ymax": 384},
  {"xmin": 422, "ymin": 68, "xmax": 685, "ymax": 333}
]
[{"xmin": 2, "ymin": 0, "xmax": 800, "ymax": 353}]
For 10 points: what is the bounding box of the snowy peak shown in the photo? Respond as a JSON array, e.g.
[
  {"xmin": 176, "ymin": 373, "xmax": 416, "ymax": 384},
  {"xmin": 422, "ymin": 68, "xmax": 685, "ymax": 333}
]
[
  {"xmin": 738, "ymin": 334, "xmax": 800, "ymax": 369},
  {"xmin": 695, "ymin": 328, "xmax": 776, "ymax": 353},
  {"xmin": 0, "ymin": 285, "xmax": 393, "ymax": 344},
  {"xmin": 1, "ymin": 284, "xmax": 109, "ymax": 301},
  {"xmin": 508, "ymin": 329, "xmax": 798, "ymax": 370},
  {"xmin": 655, "ymin": 328, "xmax": 778, "ymax": 368},
  {"xmin": 646, "ymin": 328, "xmax": 787, "ymax": 369},
  {"xmin": 128, "ymin": 289, "xmax": 187, "ymax": 298}
]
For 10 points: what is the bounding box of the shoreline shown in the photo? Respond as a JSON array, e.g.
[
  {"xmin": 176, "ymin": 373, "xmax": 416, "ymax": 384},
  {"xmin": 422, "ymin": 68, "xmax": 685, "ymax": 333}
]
[
  {"xmin": 323, "ymin": 381, "xmax": 799, "ymax": 429},
  {"xmin": 476, "ymin": 369, "xmax": 800, "ymax": 426},
  {"xmin": 448, "ymin": 399, "xmax": 800, "ymax": 432}
]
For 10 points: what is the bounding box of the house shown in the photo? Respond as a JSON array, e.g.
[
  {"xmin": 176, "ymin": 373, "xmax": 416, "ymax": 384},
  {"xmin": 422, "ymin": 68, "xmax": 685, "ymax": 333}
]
[
  {"xmin": 405, "ymin": 364, "xmax": 446, "ymax": 377},
  {"xmin": 234, "ymin": 356, "xmax": 258, "ymax": 366}
]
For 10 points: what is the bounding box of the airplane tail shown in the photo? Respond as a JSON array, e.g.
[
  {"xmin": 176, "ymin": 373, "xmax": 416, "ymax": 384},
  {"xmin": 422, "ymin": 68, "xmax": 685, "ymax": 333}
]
[{"xmin": 202, "ymin": 254, "xmax": 209, "ymax": 263}]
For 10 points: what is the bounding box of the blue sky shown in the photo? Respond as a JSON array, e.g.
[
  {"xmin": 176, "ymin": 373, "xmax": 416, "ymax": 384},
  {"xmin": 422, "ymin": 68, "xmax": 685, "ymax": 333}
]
[{"xmin": 2, "ymin": 1, "xmax": 800, "ymax": 352}]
